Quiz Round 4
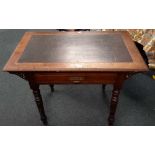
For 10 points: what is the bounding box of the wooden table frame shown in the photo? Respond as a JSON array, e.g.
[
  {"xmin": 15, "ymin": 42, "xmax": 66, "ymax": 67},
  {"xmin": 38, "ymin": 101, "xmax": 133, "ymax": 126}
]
[{"xmin": 3, "ymin": 31, "xmax": 148, "ymax": 125}]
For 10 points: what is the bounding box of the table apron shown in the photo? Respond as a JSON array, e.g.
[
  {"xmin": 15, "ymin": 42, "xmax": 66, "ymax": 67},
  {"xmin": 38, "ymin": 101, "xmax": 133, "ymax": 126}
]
[{"xmin": 32, "ymin": 72, "xmax": 118, "ymax": 84}]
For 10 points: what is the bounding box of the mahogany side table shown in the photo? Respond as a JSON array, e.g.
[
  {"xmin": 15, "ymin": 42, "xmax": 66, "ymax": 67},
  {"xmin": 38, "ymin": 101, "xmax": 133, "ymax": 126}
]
[{"xmin": 3, "ymin": 31, "xmax": 148, "ymax": 125}]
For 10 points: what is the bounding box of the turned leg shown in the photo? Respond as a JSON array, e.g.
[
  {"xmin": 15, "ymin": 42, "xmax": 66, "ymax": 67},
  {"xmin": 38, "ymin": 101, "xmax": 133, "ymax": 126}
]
[
  {"xmin": 108, "ymin": 85, "xmax": 121, "ymax": 126},
  {"xmin": 49, "ymin": 84, "xmax": 54, "ymax": 92},
  {"xmin": 29, "ymin": 82, "xmax": 48, "ymax": 125},
  {"xmin": 102, "ymin": 84, "xmax": 106, "ymax": 91}
]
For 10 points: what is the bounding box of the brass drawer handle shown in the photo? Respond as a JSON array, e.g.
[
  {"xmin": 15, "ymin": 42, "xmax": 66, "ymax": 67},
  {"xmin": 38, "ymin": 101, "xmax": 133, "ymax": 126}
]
[
  {"xmin": 72, "ymin": 80, "xmax": 81, "ymax": 84},
  {"xmin": 69, "ymin": 77, "xmax": 84, "ymax": 83}
]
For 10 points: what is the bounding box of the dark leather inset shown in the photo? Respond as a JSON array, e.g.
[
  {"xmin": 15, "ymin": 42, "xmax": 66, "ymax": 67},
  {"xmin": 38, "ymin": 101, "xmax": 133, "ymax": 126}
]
[{"xmin": 19, "ymin": 34, "xmax": 132, "ymax": 63}]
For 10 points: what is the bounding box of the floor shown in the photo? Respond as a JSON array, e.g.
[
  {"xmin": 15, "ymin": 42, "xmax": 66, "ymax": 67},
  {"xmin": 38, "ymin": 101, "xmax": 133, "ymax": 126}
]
[{"xmin": 0, "ymin": 29, "xmax": 155, "ymax": 126}]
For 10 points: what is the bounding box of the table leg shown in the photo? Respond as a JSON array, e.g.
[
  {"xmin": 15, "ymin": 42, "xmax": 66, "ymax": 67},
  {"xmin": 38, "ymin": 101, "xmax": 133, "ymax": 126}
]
[
  {"xmin": 108, "ymin": 85, "xmax": 121, "ymax": 126},
  {"xmin": 29, "ymin": 82, "xmax": 48, "ymax": 125},
  {"xmin": 102, "ymin": 84, "xmax": 106, "ymax": 91},
  {"xmin": 49, "ymin": 84, "xmax": 54, "ymax": 92}
]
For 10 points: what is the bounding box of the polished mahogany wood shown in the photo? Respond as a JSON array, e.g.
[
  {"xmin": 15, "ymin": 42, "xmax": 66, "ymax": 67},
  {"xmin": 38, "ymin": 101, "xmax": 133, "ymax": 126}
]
[
  {"xmin": 29, "ymin": 82, "xmax": 48, "ymax": 125},
  {"xmin": 3, "ymin": 31, "xmax": 148, "ymax": 125},
  {"xmin": 33, "ymin": 72, "xmax": 118, "ymax": 84}
]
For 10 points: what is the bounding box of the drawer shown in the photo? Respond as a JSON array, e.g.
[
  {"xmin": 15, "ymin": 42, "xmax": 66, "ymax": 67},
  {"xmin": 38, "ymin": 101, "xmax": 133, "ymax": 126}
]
[{"xmin": 33, "ymin": 72, "xmax": 117, "ymax": 84}]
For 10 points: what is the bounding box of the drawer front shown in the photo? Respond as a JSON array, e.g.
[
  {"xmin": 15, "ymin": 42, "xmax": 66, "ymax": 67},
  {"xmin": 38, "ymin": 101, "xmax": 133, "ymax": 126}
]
[{"xmin": 34, "ymin": 73, "xmax": 117, "ymax": 84}]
